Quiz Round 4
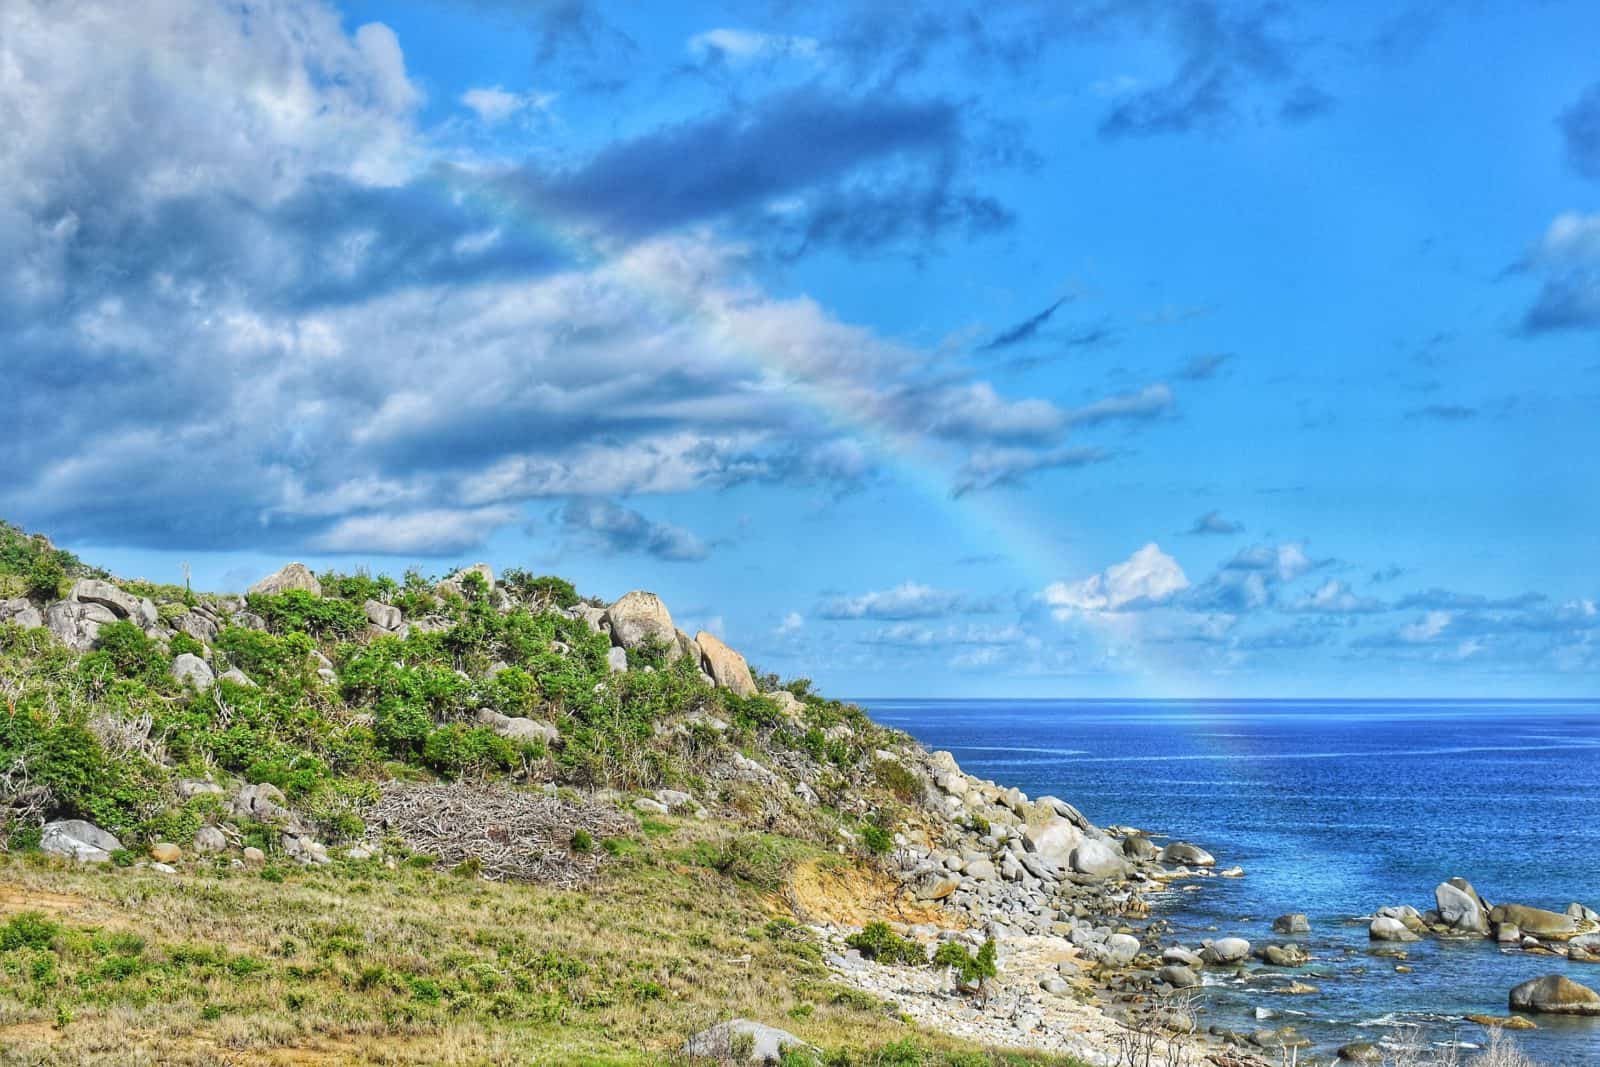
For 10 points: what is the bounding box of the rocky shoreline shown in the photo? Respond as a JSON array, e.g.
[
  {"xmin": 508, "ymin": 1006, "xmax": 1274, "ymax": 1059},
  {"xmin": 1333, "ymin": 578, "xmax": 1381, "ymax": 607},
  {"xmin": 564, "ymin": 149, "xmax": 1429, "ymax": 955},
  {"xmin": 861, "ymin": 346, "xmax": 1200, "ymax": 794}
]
[{"xmin": 801, "ymin": 746, "xmax": 1600, "ymax": 1066}]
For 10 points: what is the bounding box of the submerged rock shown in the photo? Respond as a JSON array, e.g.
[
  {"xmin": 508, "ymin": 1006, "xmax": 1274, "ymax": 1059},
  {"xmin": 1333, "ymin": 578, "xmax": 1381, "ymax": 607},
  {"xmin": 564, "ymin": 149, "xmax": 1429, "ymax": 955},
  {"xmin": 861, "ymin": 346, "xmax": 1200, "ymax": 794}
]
[
  {"xmin": 1490, "ymin": 903, "xmax": 1580, "ymax": 940},
  {"xmin": 1272, "ymin": 913, "xmax": 1310, "ymax": 935}
]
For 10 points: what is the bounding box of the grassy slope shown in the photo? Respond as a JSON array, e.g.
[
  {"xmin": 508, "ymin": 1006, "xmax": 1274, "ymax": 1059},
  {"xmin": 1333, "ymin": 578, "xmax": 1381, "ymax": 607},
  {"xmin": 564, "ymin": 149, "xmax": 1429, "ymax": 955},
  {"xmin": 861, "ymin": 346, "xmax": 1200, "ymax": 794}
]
[{"xmin": 0, "ymin": 525, "xmax": 1088, "ymax": 1066}]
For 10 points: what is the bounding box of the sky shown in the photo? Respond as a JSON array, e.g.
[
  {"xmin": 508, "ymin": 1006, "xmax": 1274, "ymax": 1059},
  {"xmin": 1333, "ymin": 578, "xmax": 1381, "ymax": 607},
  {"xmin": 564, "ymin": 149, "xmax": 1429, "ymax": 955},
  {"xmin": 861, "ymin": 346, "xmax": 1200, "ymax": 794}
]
[{"xmin": 3, "ymin": 0, "xmax": 1598, "ymax": 698}]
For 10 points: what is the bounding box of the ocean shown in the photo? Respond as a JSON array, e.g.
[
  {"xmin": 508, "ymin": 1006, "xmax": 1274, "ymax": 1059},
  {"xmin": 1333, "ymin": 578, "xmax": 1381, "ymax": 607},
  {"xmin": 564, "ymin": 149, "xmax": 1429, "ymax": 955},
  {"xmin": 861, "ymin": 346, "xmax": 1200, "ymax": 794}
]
[{"xmin": 859, "ymin": 698, "xmax": 1600, "ymax": 1063}]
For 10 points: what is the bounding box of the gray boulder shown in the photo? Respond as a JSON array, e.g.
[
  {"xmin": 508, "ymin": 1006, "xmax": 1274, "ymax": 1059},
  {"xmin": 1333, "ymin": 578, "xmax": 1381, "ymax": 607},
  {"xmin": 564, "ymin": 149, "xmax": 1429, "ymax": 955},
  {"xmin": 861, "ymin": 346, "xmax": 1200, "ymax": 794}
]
[
  {"xmin": 1509, "ymin": 975, "xmax": 1600, "ymax": 1016},
  {"xmin": 1273, "ymin": 914, "xmax": 1311, "ymax": 935},
  {"xmin": 1103, "ymin": 932, "xmax": 1140, "ymax": 965},
  {"xmin": 232, "ymin": 782, "xmax": 295, "ymax": 825},
  {"xmin": 171, "ymin": 653, "xmax": 216, "ymax": 692},
  {"xmin": 603, "ymin": 591, "xmax": 681, "ymax": 658},
  {"xmin": 475, "ymin": 709, "xmax": 558, "ymax": 745},
  {"xmin": 436, "ymin": 563, "xmax": 495, "ymax": 601},
  {"xmin": 1435, "ymin": 878, "xmax": 1490, "ymax": 936},
  {"xmin": 45, "ymin": 600, "xmax": 117, "ymax": 651},
  {"xmin": 1201, "ymin": 937, "xmax": 1251, "ymax": 964},
  {"xmin": 1489, "ymin": 903, "xmax": 1580, "ymax": 940},
  {"xmin": 69, "ymin": 579, "xmax": 157, "ymax": 629},
  {"xmin": 1069, "ymin": 838, "xmax": 1126, "ymax": 879},
  {"xmin": 1121, "ymin": 834, "xmax": 1159, "ymax": 861},
  {"xmin": 0, "ymin": 597, "xmax": 43, "ymax": 629},
  {"xmin": 1369, "ymin": 916, "xmax": 1420, "ymax": 942},
  {"xmin": 249, "ymin": 563, "xmax": 321, "ymax": 597},
  {"xmin": 683, "ymin": 1019, "xmax": 809, "ymax": 1064},
  {"xmin": 1022, "ymin": 817, "xmax": 1083, "ymax": 866},
  {"xmin": 364, "ymin": 599, "xmax": 403, "ymax": 631},
  {"xmin": 40, "ymin": 819, "xmax": 121, "ymax": 862},
  {"xmin": 177, "ymin": 611, "xmax": 219, "ymax": 645},
  {"xmin": 1160, "ymin": 841, "xmax": 1215, "ymax": 867},
  {"xmin": 606, "ymin": 646, "xmax": 628, "ymax": 673},
  {"xmin": 218, "ymin": 668, "xmax": 257, "ymax": 688},
  {"xmin": 695, "ymin": 631, "xmax": 757, "ymax": 696},
  {"xmin": 193, "ymin": 826, "xmax": 227, "ymax": 854},
  {"xmin": 1159, "ymin": 964, "xmax": 1201, "ymax": 989}
]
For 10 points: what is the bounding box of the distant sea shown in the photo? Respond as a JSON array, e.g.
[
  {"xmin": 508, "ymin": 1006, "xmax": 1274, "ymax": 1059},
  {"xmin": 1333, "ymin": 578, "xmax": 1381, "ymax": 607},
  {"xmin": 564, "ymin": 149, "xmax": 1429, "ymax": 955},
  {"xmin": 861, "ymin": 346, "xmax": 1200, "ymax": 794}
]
[{"xmin": 859, "ymin": 698, "xmax": 1600, "ymax": 1063}]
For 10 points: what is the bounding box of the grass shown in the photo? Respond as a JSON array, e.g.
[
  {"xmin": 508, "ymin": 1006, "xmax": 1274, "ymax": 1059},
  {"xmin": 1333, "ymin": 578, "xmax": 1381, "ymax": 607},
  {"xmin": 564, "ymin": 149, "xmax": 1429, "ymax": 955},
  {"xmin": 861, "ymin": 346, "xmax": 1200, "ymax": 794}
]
[{"xmin": 0, "ymin": 820, "xmax": 1087, "ymax": 1067}]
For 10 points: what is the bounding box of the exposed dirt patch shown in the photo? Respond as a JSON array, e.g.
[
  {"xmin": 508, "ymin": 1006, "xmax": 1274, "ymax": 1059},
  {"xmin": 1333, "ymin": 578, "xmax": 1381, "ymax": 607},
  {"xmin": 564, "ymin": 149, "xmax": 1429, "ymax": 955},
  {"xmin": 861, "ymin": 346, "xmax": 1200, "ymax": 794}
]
[
  {"xmin": 780, "ymin": 858, "xmax": 959, "ymax": 929},
  {"xmin": 0, "ymin": 1020, "xmax": 59, "ymax": 1045},
  {"xmin": 0, "ymin": 882, "xmax": 84, "ymax": 917}
]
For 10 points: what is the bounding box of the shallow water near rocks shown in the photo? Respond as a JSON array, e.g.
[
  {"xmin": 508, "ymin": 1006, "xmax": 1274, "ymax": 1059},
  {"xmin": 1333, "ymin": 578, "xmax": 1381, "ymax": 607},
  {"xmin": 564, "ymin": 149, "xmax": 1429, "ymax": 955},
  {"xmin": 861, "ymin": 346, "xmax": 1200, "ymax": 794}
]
[{"xmin": 862, "ymin": 698, "xmax": 1600, "ymax": 1064}]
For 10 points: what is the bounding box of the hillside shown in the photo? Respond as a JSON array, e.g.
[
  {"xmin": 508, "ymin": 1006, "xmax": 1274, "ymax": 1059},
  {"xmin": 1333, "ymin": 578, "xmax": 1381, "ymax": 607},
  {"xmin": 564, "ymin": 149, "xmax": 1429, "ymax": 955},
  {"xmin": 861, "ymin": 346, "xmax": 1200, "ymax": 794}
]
[{"xmin": 0, "ymin": 521, "xmax": 1212, "ymax": 1066}]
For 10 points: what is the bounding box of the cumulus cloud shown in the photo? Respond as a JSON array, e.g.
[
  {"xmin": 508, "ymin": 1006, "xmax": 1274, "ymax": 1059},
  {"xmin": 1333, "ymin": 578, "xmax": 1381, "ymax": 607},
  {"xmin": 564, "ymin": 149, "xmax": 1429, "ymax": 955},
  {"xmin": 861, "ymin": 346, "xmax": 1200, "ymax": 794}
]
[
  {"xmin": 554, "ymin": 498, "xmax": 709, "ymax": 561},
  {"xmin": 1041, "ymin": 543, "xmax": 1189, "ymax": 619},
  {"xmin": 817, "ymin": 581, "xmax": 998, "ymax": 620}
]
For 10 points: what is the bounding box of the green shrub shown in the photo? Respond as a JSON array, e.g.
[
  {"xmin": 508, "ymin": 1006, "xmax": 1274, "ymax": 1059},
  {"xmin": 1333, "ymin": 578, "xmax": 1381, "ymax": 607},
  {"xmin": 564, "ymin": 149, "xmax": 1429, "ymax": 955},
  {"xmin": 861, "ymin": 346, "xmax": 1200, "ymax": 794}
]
[
  {"xmin": 501, "ymin": 570, "xmax": 579, "ymax": 609},
  {"xmin": 0, "ymin": 912, "xmax": 60, "ymax": 952},
  {"xmin": 169, "ymin": 631, "xmax": 205, "ymax": 659},
  {"xmin": 845, "ymin": 922, "xmax": 925, "ymax": 965},
  {"xmin": 930, "ymin": 938, "xmax": 997, "ymax": 985},
  {"xmin": 246, "ymin": 591, "xmax": 367, "ymax": 639},
  {"xmin": 421, "ymin": 724, "xmax": 516, "ymax": 777},
  {"xmin": 81, "ymin": 620, "xmax": 165, "ymax": 681},
  {"xmin": 860, "ymin": 823, "xmax": 894, "ymax": 855},
  {"xmin": 872, "ymin": 759, "xmax": 919, "ymax": 802},
  {"xmin": 569, "ymin": 829, "xmax": 594, "ymax": 853}
]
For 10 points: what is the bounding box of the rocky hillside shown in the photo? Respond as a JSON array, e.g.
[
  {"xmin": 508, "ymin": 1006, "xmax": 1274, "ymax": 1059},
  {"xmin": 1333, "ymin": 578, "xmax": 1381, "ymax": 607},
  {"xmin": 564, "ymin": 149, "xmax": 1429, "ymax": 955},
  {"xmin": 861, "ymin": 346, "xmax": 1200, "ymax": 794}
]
[{"xmin": 0, "ymin": 519, "xmax": 1234, "ymax": 1065}]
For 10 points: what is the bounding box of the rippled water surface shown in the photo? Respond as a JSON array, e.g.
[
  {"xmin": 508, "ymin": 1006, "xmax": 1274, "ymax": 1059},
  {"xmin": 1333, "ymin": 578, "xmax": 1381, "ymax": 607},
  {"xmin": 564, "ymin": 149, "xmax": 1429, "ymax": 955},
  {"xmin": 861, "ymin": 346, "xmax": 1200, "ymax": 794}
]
[{"xmin": 859, "ymin": 699, "xmax": 1600, "ymax": 1063}]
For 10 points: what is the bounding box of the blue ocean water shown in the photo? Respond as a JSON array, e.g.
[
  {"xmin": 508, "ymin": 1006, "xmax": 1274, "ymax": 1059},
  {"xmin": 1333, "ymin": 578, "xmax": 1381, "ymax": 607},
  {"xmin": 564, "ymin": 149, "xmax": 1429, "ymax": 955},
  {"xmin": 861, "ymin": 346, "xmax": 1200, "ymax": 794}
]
[{"xmin": 860, "ymin": 699, "xmax": 1600, "ymax": 1063}]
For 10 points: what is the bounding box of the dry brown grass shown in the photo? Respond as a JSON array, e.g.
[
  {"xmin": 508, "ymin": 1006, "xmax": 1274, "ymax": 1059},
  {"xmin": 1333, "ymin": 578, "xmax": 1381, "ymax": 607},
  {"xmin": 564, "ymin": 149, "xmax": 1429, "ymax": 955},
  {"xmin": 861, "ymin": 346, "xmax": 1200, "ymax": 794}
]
[{"xmin": 0, "ymin": 822, "xmax": 1085, "ymax": 1066}]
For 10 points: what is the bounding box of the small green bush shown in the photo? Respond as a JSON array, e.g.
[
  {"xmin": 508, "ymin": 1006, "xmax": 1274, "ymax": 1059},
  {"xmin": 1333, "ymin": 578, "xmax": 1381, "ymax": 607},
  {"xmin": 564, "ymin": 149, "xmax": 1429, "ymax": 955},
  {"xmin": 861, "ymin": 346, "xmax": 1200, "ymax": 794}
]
[
  {"xmin": 569, "ymin": 829, "xmax": 594, "ymax": 853},
  {"xmin": 931, "ymin": 938, "xmax": 997, "ymax": 985},
  {"xmin": 860, "ymin": 823, "xmax": 894, "ymax": 855},
  {"xmin": 872, "ymin": 759, "xmax": 919, "ymax": 802},
  {"xmin": 246, "ymin": 591, "xmax": 367, "ymax": 639},
  {"xmin": 845, "ymin": 922, "xmax": 925, "ymax": 965},
  {"xmin": 0, "ymin": 912, "xmax": 60, "ymax": 952}
]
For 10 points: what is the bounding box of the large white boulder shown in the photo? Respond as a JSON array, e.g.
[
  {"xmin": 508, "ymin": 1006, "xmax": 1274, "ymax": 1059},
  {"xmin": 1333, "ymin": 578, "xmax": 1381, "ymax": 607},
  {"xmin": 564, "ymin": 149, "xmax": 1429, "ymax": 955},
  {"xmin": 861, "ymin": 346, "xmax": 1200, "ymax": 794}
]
[
  {"xmin": 69, "ymin": 579, "xmax": 156, "ymax": 629},
  {"xmin": 40, "ymin": 819, "xmax": 121, "ymax": 862}
]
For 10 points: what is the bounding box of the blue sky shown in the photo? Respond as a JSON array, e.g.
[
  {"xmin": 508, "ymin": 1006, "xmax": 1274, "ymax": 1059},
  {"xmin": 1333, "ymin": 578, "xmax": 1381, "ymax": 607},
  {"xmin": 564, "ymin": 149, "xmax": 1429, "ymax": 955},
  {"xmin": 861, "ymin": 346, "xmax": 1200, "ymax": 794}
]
[{"xmin": 3, "ymin": 0, "xmax": 1598, "ymax": 697}]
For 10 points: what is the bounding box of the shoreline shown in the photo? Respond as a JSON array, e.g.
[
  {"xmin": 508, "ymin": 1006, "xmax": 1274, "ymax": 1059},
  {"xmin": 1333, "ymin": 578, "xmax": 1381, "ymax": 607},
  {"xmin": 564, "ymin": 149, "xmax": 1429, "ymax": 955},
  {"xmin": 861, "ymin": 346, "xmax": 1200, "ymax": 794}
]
[{"xmin": 820, "ymin": 741, "xmax": 1597, "ymax": 1066}]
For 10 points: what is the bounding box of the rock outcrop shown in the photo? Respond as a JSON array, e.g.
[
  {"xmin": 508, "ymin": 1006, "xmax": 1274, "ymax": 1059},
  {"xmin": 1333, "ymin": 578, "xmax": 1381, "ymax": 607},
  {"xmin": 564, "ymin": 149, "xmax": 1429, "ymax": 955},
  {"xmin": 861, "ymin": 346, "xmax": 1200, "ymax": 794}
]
[
  {"xmin": 69, "ymin": 578, "xmax": 157, "ymax": 629},
  {"xmin": 1509, "ymin": 974, "xmax": 1600, "ymax": 1016},
  {"xmin": 40, "ymin": 819, "xmax": 121, "ymax": 862},
  {"xmin": 695, "ymin": 630, "xmax": 756, "ymax": 696},
  {"xmin": 683, "ymin": 1019, "xmax": 809, "ymax": 1064},
  {"xmin": 249, "ymin": 563, "xmax": 321, "ymax": 597},
  {"xmin": 45, "ymin": 600, "xmax": 117, "ymax": 651},
  {"xmin": 602, "ymin": 591, "xmax": 680, "ymax": 659}
]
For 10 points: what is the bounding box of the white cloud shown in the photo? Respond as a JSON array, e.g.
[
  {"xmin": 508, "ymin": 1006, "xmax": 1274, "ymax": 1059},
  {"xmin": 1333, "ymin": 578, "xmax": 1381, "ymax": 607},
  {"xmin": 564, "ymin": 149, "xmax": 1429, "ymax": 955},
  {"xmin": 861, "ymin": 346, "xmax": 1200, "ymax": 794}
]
[
  {"xmin": 1400, "ymin": 611, "xmax": 1453, "ymax": 643},
  {"xmin": 819, "ymin": 581, "xmax": 966, "ymax": 620},
  {"xmin": 1525, "ymin": 212, "xmax": 1600, "ymax": 269},
  {"xmin": 687, "ymin": 28, "xmax": 819, "ymax": 64},
  {"xmin": 1042, "ymin": 543, "xmax": 1189, "ymax": 619},
  {"xmin": 777, "ymin": 612, "xmax": 804, "ymax": 635},
  {"xmin": 1288, "ymin": 579, "xmax": 1385, "ymax": 615},
  {"xmin": 310, "ymin": 506, "xmax": 517, "ymax": 555},
  {"xmin": 459, "ymin": 86, "xmax": 555, "ymax": 123}
]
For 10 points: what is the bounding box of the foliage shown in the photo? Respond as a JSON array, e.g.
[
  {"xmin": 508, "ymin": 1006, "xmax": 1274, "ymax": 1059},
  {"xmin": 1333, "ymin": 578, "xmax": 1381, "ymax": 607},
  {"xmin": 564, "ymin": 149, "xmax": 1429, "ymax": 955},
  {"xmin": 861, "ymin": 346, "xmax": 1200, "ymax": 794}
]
[
  {"xmin": 501, "ymin": 569, "xmax": 580, "ymax": 609},
  {"xmin": 246, "ymin": 590, "xmax": 367, "ymax": 639},
  {"xmin": 0, "ymin": 521, "xmax": 100, "ymax": 600},
  {"xmin": 859, "ymin": 823, "xmax": 894, "ymax": 855},
  {"xmin": 80, "ymin": 621, "xmax": 166, "ymax": 682},
  {"xmin": 872, "ymin": 759, "xmax": 919, "ymax": 802},
  {"xmin": 845, "ymin": 922, "xmax": 925, "ymax": 965},
  {"xmin": 931, "ymin": 939, "xmax": 997, "ymax": 985}
]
